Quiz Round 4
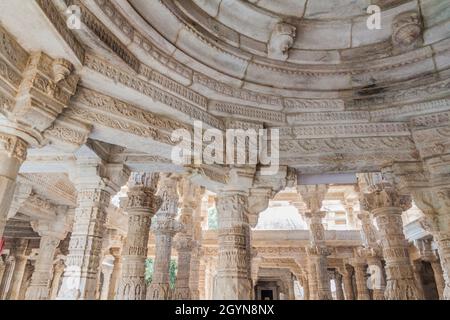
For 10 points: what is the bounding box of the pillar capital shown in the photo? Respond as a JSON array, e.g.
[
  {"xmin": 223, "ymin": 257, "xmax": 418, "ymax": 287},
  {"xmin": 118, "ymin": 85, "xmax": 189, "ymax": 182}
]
[
  {"xmin": 298, "ymin": 184, "xmax": 328, "ymax": 214},
  {"xmin": 126, "ymin": 172, "xmax": 161, "ymax": 212},
  {"xmin": 362, "ymin": 182, "xmax": 412, "ymax": 214},
  {"xmin": 0, "ymin": 133, "xmax": 28, "ymax": 163},
  {"xmin": 30, "ymin": 209, "xmax": 72, "ymax": 241}
]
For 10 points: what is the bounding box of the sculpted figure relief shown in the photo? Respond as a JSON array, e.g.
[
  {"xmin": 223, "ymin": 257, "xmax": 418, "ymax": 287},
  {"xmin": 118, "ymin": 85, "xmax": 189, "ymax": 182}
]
[{"xmin": 268, "ymin": 23, "xmax": 296, "ymax": 61}]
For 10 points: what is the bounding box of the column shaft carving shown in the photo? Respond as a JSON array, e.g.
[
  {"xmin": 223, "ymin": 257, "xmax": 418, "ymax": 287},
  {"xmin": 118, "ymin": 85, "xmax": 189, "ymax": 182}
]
[
  {"xmin": 352, "ymin": 262, "xmax": 370, "ymax": 300},
  {"xmin": 334, "ymin": 272, "xmax": 344, "ymax": 300},
  {"xmin": 6, "ymin": 239, "xmax": 29, "ymax": 300},
  {"xmin": 147, "ymin": 174, "xmax": 181, "ymax": 300},
  {"xmin": 116, "ymin": 172, "xmax": 160, "ymax": 300},
  {"xmin": 57, "ymin": 162, "xmax": 128, "ymax": 300},
  {"xmin": 431, "ymin": 260, "xmax": 445, "ymax": 299},
  {"xmin": 108, "ymin": 248, "xmax": 122, "ymax": 300},
  {"xmin": 357, "ymin": 211, "xmax": 386, "ymax": 299},
  {"xmin": 26, "ymin": 214, "xmax": 70, "ymax": 300},
  {"xmin": 100, "ymin": 266, "xmax": 113, "ymax": 300},
  {"xmin": 214, "ymin": 191, "xmax": 252, "ymax": 300},
  {"xmin": 49, "ymin": 260, "xmax": 65, "ymax": 299},
  {"xmin": 299, "ymin": 184, "xmax": 332, "ymax": 300},
  {"xmin": 363, "ymin": 183, "xmax": 419, "ymax": 300},
  {"xmin": 342, "ymin": 271, "xmax": 355, "ymax": 300},
  {"xmin": 0, "ymin": 134, "xmax": 27, "ymax": 240},
  {"xmin": 174, "ymin": 179, "xmax": 201, "ymax": 300}
]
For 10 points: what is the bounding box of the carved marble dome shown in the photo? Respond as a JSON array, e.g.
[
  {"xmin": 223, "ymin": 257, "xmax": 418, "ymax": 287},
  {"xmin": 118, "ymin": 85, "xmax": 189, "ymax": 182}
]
[{"xmin": 0, "ymin": 0, "xmax": 438, "ymax": 175}]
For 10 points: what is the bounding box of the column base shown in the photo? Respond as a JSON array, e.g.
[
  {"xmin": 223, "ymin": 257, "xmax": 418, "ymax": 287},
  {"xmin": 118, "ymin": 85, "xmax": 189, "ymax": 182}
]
[
  {"xmin": 147, "ymin": 283, "xmax": 172, "ymax": 300},
  {"xmin": 385, "ymin": 279, "xmax": 420, "ymax": 300}
]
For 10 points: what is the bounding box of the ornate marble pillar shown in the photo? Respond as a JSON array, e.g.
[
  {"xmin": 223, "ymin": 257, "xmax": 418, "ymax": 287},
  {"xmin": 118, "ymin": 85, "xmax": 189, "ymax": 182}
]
[
  {"xmin": 334, "ymin": 272, "xmax": 344, "ymax": 300},
  {"xmin": 147, "ymin": 174, "xmax": 182, "ymax": 300},
  {"xmin": 351, "ymin": 259, "xmax": 370, "ymax": 300},
  {"xmin": 174, "ymin": 179, "xmax": 202, "ymax": 300},
  {"xmin": 0, "ymin": 134, "xmax": 27, "ymax": 240},
  {"xmin": 100, "ymin": 265, "xmax": 113, "ymax": 300},
  {"xmin": 299, "ymin": 184, "xmax": 332, "ymax": 300},
  {"xmin": 189, "ymin": 245, "xmax": 201, "ymax": 300},
  {"xmin": 416, "ymin": 196, "xmax": 450, "ymax": 300},
  {"xmin": 57, "ymin": 161, "xmax": 129, "ymax": 300},
  {"xmin": 7, "ymin": 239, "xmax": 29, "ymax": 300},
  {"xmin": 116, "ymin": 172, "xmax": 160, "ymax": 300},
  {"xmin": 189, "ymin": 192, "xmax": 205, "ymax": 300},
  {"xmin": 301, "ymin": 274, "xmax": 310, "ymax": 300},
  {"xmin": 0, "ymin": 256, "xmax": 14, "ymax": 299},
  {"xmin": 409, "ymin": 115, "xmax": 450, "ymax": 300},
  {"xmin": 342, "ymin": 269, "xmax": 355, "ymax": 300},
  {"xmin": 19, "ymin": 260, "xmax": 34, "ymax": 300},
  {"xmin": 108, "ymin": 247, "xmax": 122, "ymax": 300},
  {"xmin": 431, "ymin": 260, "xmax": 445, "ymax": 299},
  {"xmin": 25, "ymin": 213, "xmax": 70, "ymax": 300},
  {"xmin": 49, "ymin": 259, "xmax": 65, "ymax": 300},
  {"xmin": 174, "ymin": 239, "xmax": 193, "ymax": 300},
  {"xmin": 214, "ymin": 189, "xmax": 252, "ymax": 300},
  {"xmin": 357, "ymin": 211, "xmax": 386, "ymax": 299},
  {"xmin": 0, "ymin": 257, "xmax": 5, "ymax": 287},
  {"xmin": 411, "ymin": 260, "xmax": 425, "ymax": 299},
  {"xmin": 363, "ymin": 183, "xmax": 419, "ymax": 299},
  {"xmin": 415, "ymin": 238, "xmax": 444, "ymax": 299}
]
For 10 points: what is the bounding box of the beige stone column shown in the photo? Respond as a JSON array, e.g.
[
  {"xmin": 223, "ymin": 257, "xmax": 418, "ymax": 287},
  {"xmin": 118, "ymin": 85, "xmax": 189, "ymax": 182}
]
[
  {"xmin": 189, "ymin": 193, "xmax": 205, "ymax": 300},
  {"xmin": 198, "ymin": 257, "xmax": 207, "ymax": 300},
  {"xmin": 7, "ymin": 239, "xmax": 29, "ymax": 300},
  {"xmin": 416, "ymin": 202, "xmax": 450, "ymax": 300},
  {"xmin": 412, "ymin": 260, "xmax": 425, "ymax": 299},
  {"xmin": 363, "ymin": 183, "xmax": 419, "ymax": 300},
  {"xmin": 214, "ymin": 190, "xmax": 252, "ymax": 300},
  {"xmin": 25, "ymin": 214, "xmax": 70, "ymax": 300},
  {"xmin": 108, "ymin": 248, "xmax": 122, "ymax": 300},
  {"xmin": 334, "ymin": 272, "xmax": 344, "ymax": 300},
  {"xmin": 351, "ymin": 260, "xmax": 370, "ymax": 300},
  {"xmin": 147, "ymin": 174, "xmax": 182, "ymax": 300},
  {"xmin": 415, "ymin": 238, "xmax": 444, "ymax": 299},
  {"xmin": 174, "ymin": 179, "xmax": 202, "ymax": 300},
  {"xmin": 357, "ymin": 211, "xmax": 386, "ymax": 299},
  {"xmin": 431, "ymin": 260, "xmax": 445, "ymax": 299},
  {"xmin": 57, "ymin": 161, "xmax": 129, "ymax": 300},
  {"xmin": 19, "ymin": 260, "xmax": 34, "ymax": 300},
  {"xmin": 0, "ymin": 256, "xmax": 14, "ymax": 299},
  {"xmin": 189, "ymin": 245, "xmax": 201, "ymax": 300},
  {"xmin": 174, "ymin": 239, "xmax": 193, "ymax": 299},
  {"xmin": 116, "ymin": 173, "xmax": 160, "ymax": 300},
  {"xmin": 299, "ymin": 184, "xmax": 332, "ymax": 300},
  {"xmin": 409, "ymin": 119, "xmax": 450, "ymax": 300},
  {"xmin": 342, "ymin": 270, "xmax": 355, "ymax": 300},
  {"xmin": 0, "ymin": 257, "xmax": 5, "ymax": 287},
  {"xmin": 49, "ymin": 260, "xmax": 65, "ymax": 299},
  {"xmin": 100, "ymin": 265, "xmax": 112, "ymax": 300},
  {"xmin": 301, "ymin": 274, "xmax": 310, "ymax": 300},
  {"xmin": 0, "ymin": 134, "xmax": 27, "ymax": 240}
]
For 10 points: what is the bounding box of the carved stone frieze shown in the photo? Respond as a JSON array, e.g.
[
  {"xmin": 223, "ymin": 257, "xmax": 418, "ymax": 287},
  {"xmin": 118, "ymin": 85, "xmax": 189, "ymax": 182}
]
[{"xmin": 83, "ymin": 55, "xmax": 224, "ymax": 129}]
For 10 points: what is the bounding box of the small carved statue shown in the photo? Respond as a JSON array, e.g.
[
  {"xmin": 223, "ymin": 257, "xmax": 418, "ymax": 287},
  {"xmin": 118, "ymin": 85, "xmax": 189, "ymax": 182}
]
[
  {"xmin": 392, "ymin": 11, "xmax": 422, "ymax": 51},
  {"xmin": 268, "ymin": 22, "xmax": 296, "ymax": 61}
]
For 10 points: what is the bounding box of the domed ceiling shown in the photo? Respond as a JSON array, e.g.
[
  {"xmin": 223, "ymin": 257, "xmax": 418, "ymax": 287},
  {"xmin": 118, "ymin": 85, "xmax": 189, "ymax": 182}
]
[
  {"xmin": 1, "ymin": 0, "xmax": 447, "ymax": 174},
  {"xmin": 124, "ymin": 0, "xmax": 449, "ymax": 108}
]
